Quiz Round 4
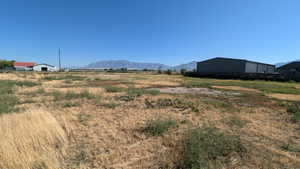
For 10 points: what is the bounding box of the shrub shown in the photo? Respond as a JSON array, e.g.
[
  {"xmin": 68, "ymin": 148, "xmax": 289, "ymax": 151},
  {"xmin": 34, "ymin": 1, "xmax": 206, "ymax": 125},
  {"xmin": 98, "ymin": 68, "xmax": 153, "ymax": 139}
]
[
  {"xmin": 51, "ymin": 90, "xmax": 96, "ymax": 101},
  {"xmin": 142, "ymin": 118, "xmax": 177, "ymax": 136},
  {"xmin": 118, "ymin": 95, "xmax": 136, "ymax": 102},
  {"xmin": 145, "ymin": 98, "xmax": 199, "ymax": 113},
  {"xmin": 126, "ymin": 88, "xmax": 160, "ymax": 97},
  {"xmin": 287, "ymin": 103, "xmax": 300, "ymax": 123},
  {"xmin": 165, "ymin": 69, "xmax": 172, "ymax": 75},
  {"xmin": 61, "ymin": 102, "xmax": 77, "ymax": 108},
  {"xmin": 180, "ymin": 68, "xmax": 187, "ymax": 75},
  {"xmin": 99, "ymin": 102, "xmax": 119, "ymax": 109},
  {"xmin": 223, "ymin": 116, "xmax": 248, "ymax": 128},
  {"xmin": 182, "ymin": 126, "xmax": 247, "ymax": 169},
  {"xmin": 104, "ymin": 86, "xmax": 123, "ymax": 93}
]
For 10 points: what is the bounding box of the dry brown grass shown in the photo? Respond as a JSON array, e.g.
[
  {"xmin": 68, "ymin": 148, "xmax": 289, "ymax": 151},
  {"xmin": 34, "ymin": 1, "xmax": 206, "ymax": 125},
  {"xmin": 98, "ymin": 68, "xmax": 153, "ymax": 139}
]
[
  {"xmin": 0, "ymin": 72, "xmax": 300, "ymax": 169},
  {"xmin": 0, "ymin": 108, "xmax": 68, "ymax": 169}
]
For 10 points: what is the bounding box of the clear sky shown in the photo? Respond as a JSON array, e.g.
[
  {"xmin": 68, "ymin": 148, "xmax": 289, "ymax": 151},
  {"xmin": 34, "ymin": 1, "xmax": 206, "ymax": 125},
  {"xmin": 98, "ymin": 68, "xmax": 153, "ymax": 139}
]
[{"xmin": 0, "ymin": 0, "xmax": 300, "ymax": 67}]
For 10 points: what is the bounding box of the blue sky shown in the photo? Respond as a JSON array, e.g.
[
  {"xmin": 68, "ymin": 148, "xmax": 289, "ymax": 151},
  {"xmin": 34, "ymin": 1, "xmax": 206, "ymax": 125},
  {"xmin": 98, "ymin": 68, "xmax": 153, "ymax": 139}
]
[{"xmin": 0, "ymin": 0, "xmax": 300, "ymax": 67}]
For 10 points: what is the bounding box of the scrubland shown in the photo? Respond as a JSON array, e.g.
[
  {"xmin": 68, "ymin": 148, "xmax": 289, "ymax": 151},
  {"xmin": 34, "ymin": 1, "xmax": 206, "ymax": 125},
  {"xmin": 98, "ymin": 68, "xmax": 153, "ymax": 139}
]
[{"xmin": 0, "ymin": 71, "xmax": 299, "ymax": 169}]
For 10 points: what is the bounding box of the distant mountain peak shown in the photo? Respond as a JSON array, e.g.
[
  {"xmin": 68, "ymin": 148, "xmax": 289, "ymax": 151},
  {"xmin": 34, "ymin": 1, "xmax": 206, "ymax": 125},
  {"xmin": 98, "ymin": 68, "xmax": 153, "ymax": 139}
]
[{"xmin": 84, "ymin": 60, "xmax": 197, "ymax": 70}]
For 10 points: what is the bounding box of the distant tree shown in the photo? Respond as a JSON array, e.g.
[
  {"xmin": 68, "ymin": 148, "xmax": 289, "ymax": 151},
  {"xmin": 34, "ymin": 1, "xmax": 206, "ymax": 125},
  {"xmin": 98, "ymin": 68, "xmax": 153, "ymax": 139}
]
[
  {"xmin": 157, "ymin": 66, "xmax": 162, "ymax": 74},
  {"xmin": 165, "ymin": 69, "xmax": 172, "ymax": 75},
  {"xmin": 0, "ymin": 60, "xmax": 14, "ymax": 69},
  {"xmin": 180, "ymin": 68, "xmax": 187, "ymax": 75},
  {"xmin": 120, "ymin": 68, "xmax": 128, "ymax": 72}
]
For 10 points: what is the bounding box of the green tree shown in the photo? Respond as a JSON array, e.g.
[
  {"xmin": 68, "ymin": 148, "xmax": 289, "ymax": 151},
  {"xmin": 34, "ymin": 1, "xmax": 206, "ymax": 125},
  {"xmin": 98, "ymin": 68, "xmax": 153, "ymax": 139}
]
[{"xmin": 0, "ymin": 60, "xmax": 14, "ymax": 69}]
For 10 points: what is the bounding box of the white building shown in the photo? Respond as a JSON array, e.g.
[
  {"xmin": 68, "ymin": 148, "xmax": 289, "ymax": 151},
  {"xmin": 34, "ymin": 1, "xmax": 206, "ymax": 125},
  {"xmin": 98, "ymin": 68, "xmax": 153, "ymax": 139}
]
[{"xmin": 33, "ymin": 64, "xmax": 58, "ymax": 72}]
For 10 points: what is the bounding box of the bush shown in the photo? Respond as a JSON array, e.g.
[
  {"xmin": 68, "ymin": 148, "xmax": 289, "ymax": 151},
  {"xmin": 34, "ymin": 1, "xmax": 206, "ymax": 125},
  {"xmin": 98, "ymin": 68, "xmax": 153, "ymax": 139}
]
[
  {"xmin": 118, "ymin": 95, "xmax": 136, "ymax": 102},
  {"xmin": 223, "ymin": 116, "xmax": 248, "ymax": 128},
  {"xmin": 287, "ymin": 103, "xmax": 300, "ymax": 123},
  {"xmin": 145, "ymin": 98, "xmax": 199, "ymax": 112},
  {"xmin": 104, "ymin": 86, "xmax": 123, "ymax": 93},
  {"xmin": 165, "ymin": 69, "xmax": 172, "ymax": 75},
  {"xmin": 99, "ymin": 102, "xmax": 119, "ymax": 109},
  {"xmin": 180, "ymin": 69, "xmax": 187, "ymax": 75},
  {"xmin": 142, "ymin": 118, "xmax": 177, "ymax": 136},
  {"xmin": 126, "ymin": 88, "xmax": 160, "ymax": 97},
  {"xmin": 182, "ymin": 126, "xmax": 247, "ymax": 169},
  {"xmin": 51, "ymin": 90, "xmax": 96, "ymax": 101}
]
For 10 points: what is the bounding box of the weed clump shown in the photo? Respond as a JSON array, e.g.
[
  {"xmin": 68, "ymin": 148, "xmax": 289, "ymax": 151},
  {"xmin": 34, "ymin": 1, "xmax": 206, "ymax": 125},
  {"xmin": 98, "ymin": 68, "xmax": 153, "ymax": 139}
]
[
  {"xmin": 51, "ymin": 90, "xmax": 97, "ymax": 101},
  {"xmin": 223, "ymin": 116, "xmax": 249, "ymax": 128},
  {"xmin": 142, "ymin": 118, "xmax": 177, "ymax": 136},
  {"xmin": 182, "ymin": 126, "xmax": 247, "ymax": 169},
  {"xmin": 145, "ymin": 98, "xmax": 199, "ymax": 112},
  {"xmin": 104, "ymin": 86, "xmax": 123, "ymax": 93},
  {"xmin": 287, "ymin": 103, "xmax": 300, "ymax": 123}
]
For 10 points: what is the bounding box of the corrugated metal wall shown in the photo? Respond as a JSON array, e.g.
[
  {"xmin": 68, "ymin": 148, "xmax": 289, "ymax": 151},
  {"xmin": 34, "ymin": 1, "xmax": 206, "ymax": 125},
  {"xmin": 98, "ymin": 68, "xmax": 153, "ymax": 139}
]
[
  {"xmin": 197, "ymin": 58, "xmax": 276, "ymax": 74},
  {"xmin": 245, "ymin": 62, "xmax": 275, "ymax": 73},
  {"xmin": 197, "ymin": 58, "xmax": 245, "ymax": 74}
]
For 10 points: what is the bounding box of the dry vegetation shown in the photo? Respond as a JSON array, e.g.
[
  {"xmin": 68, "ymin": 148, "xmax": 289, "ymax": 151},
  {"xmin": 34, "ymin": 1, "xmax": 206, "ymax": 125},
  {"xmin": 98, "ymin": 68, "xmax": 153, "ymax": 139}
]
[{"xmin": 0, "ymin": 71, "xmax": 299, "ymax": 169}]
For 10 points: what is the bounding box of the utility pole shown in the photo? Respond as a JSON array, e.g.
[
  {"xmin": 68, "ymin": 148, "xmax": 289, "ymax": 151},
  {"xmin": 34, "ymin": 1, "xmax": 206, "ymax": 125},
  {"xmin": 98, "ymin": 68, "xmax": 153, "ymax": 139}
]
[{"xmin": 58, "ymin": 48, "xmax": 61, "ymax": 71}]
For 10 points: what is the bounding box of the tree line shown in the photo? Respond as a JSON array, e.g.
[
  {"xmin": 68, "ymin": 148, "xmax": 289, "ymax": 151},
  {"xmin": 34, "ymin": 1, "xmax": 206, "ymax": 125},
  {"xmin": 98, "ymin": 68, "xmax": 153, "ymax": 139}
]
[{"xmin": 0, "ymin": 60, "xmax": 15, "ymax": 69}]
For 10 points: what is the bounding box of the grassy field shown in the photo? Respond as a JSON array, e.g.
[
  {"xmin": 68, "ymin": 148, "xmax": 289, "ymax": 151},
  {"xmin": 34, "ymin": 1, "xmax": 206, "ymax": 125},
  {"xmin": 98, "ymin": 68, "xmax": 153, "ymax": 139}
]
[{"xmin": 0, "ymin": 71, "xmax": 299, "ymax": 169}]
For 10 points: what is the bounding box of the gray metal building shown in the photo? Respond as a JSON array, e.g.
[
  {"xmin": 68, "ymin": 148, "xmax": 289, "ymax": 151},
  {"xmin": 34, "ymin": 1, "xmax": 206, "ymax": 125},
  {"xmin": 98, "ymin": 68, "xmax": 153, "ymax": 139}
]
[
  {"xmin": 277, "ymin": 61, "xmax": 300, "ymax": 82},
  {"xmin": 277, "ymin": 61, "xmax": 300, "ymax": 72},
  {"xmin": 197, "ymin": 57, "xmax": 275, "ymax": 75}
]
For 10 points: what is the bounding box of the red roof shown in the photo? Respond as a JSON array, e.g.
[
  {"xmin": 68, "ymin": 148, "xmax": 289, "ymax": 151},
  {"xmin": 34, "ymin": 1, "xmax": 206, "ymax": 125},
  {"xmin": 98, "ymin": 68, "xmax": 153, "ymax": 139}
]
[{"xmin": 13, "ymin": 62, "xmax": 36, "ymax": 67}]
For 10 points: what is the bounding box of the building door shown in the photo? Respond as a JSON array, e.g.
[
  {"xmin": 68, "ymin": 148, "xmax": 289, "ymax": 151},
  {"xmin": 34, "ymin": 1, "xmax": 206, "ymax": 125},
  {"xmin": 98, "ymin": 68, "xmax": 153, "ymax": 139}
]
[{"xmin": 41, "ymin": 67, "xmax": 48, "ymax": 71}]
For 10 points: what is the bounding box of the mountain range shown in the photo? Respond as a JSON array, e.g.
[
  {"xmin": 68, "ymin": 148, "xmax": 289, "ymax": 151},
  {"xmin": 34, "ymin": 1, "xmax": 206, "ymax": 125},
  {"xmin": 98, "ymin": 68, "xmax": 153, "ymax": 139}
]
[
  {"xmin": 83, "ymin": 59, "xmax": 299, "ymax": 70},
  {"xmin": 84, "ymin": 60, "xmax": 197, "ymax": 70}
]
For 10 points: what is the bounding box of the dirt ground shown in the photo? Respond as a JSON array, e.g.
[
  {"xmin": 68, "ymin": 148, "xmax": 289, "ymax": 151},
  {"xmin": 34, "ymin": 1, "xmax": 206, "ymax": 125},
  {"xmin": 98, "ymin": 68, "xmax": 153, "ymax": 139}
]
[
  {"xmin": 0, "ymin": 72, "xmax": 300, "ymax": 169},
  {"xmin": 267, "ymin": 93, "xmax": 300, "ymax": 101},
  {"xmin": 212, "ymin": 85, "xmax": 262, "ymax": 93}
]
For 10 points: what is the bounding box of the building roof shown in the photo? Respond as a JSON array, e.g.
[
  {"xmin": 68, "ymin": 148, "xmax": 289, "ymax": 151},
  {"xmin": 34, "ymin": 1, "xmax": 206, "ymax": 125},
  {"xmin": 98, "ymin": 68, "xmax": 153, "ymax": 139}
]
[
  {"xmin": 198, "ymin": 57, "xmax": 275, "ymax": 66},
  {"xmin": 13, "ymin": 62, "xmax": 36, "ymax": 67},
  {"xmin": 277, "ymin": 61, "xmax": 300, "ymax": 70},
  {"xmin": 35, "ymin": 63, "xmax": 55, "ymax": 67}
]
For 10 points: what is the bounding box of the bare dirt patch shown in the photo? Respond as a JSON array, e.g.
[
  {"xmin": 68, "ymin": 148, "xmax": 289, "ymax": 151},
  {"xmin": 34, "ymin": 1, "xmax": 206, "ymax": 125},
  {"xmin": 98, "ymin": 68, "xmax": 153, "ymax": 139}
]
[
  {"xmin": 150, "ymin": 87, "xmax": 240, "ymax": 96},
  {"xmin": 212, "ymin": 85, "xmax": 261, "ymax": 93},
  {"xmin": 267, "ymin": 93, "xmax": 300, "ymax": 101}
]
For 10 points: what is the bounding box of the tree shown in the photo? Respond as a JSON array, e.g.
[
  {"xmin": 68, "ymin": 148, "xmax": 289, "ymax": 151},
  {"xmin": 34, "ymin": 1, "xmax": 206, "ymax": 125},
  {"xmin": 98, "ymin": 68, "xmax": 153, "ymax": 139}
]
[
  {"xmin": 165, "ymin": 69, "xmax": 172, "ymax": 75},
  {"xmin": 180, "ymin": 68, "xmax": 187, "ymax": 75},
  {"xmin": 0, "ymin": 60, "xmax": 14, "ymax": 69},
  {"xmin": 157, "ymin": 66, "xmax": 162, "ymax": 74}
]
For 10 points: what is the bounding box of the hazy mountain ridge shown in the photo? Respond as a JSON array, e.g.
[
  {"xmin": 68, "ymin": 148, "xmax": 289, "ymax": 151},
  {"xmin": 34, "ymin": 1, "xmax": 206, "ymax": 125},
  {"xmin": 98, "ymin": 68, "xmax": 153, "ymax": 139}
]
[{"xmin": 84, "ymin": 60, "xmax": 197, "ymax": 70}]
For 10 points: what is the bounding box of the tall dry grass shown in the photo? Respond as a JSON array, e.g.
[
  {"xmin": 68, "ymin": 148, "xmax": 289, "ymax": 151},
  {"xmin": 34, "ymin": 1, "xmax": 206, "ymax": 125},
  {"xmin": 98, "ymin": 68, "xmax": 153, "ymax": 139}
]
[{"xmin": 0, "ymin": 109, "xmax": 68, "ymax": 169}]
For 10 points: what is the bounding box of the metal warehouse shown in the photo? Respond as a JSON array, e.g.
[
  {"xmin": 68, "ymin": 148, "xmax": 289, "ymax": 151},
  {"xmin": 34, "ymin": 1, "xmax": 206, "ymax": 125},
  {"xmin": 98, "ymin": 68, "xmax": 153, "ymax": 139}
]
[
  {"xmin": 277, "ymin": 61, "xmax": 300, "ymax": 72},
  {"xmin": 197, "ymin": 57, "xmax": 275, "ymax": 75},
  {"xmin": 33, "ymin": 64, "xmax": 58, "ymax": 72},
  {"xmin": 277, "ymin": 61, "xmax": 300, "ymax": 82}
]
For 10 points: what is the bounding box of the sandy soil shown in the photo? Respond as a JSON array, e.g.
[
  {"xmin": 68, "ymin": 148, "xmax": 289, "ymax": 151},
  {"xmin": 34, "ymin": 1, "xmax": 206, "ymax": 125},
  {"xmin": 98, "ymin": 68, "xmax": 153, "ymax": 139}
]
[{"xmin": 212, "ymin": 85, "xmax": 262, "ymax": 93}]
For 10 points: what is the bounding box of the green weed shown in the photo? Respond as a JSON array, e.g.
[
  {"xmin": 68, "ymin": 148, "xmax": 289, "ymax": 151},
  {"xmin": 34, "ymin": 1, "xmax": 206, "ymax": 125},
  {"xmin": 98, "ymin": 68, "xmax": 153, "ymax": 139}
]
[
  {"xmin": 104, "ymin": 86, "xmax": 123, "ymax": 93},
  {"xmin": 142, "ymin": 118, "xmax": 177, "ymax": 136},
  {"xmin": 182, "ymin": 126, "xmax": 247, "ymax": 169}
]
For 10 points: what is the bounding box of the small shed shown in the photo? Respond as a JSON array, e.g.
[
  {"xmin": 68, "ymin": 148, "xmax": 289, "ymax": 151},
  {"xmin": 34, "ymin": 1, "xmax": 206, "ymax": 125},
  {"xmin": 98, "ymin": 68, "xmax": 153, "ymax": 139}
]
[
  {"xmin": 197, "ymin": 57, "xmax": 275, "ymax": 75},
  {"xmin": 33, "ymin": 64, "xmax": 58, "ymax": 72}
]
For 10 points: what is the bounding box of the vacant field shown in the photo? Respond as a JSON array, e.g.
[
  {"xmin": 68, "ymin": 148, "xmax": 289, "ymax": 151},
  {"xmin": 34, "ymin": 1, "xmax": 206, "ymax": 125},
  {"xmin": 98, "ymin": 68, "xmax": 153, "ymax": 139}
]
[{"xmin": 0, "ymin": 71, "xmax": 299, "ymax": 169}]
